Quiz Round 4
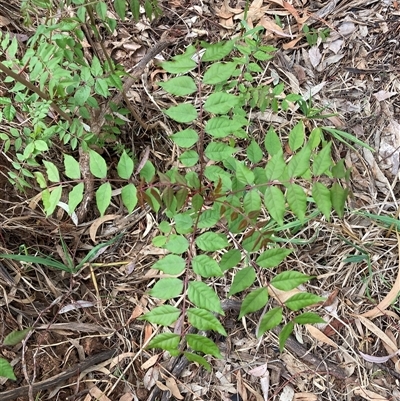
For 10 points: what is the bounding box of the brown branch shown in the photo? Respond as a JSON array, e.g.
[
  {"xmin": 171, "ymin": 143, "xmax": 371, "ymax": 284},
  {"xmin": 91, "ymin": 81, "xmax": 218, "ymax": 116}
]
[
  {"xmin": 0, "ymin": 349, "xmax": 117, "ymax": 401},
  {"xmin": 0, "ymin": 62, "xmax": 72, "ymax": 123}
]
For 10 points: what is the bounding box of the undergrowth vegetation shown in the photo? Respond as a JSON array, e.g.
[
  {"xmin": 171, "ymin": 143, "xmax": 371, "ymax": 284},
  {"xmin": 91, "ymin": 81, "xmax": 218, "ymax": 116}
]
[{"xmin": 0, "ymin": 0, "xmax": 375, "ymax": 380}]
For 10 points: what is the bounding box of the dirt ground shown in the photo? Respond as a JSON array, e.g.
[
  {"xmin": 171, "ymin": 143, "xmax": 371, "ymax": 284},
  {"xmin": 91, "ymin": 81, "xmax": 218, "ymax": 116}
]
[{"xmin": 1, "ymin": 0, "xmax": 400, "ymax": 400}]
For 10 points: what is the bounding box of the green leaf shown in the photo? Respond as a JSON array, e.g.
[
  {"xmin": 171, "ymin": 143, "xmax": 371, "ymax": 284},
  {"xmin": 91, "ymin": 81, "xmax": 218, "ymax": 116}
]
[
  {"xmin": 196, "ymin": 232, "xmax": 228, "ymax": 251},
  {"xmin": 187, "ymin": 308, "xmax": 227, "ymax": 335},
  {"xmin": 186, "ymin": 334, "xmax": 222, "ymax": 358},
  {"xmin": 204, "ymin": 92, "xmax": 238, "ymax": 114},
  {"xmin": 3, "ymin": 327, "xmax": 32, "ymax": 346},
  {"xmin": 312, "ymin": 182, "xmax": 332, "ymax": 220},
  {"xmin": 138, "ymin": 305, "xmax": 181, "ymax": 326},
  {"xmin": 89, "ymin": 149, "xmax": 107, "ymax": 178},
  {"xmin": 68, "ymin": 183, "xmax": 84, "ymax": 215},
  {"xmin": 219, "ymin": 249, "xmax": 241, "ymax": 271},
  {"xmin": 121, "ymin": 183, "xmax": 138, "ymax": 213},
  {"xmin": 192, "ymin": 193, "xmax": 203, "ymax": 212},
  {"xmin": 286, "ymin": 183, "xmax": 307, "ymax": 222},
  {"xmin": 150, "ymin": 278, "xmax": 183, "ymax": 299},
  {"xmin": 0, "ymin": 253, "xmax": 69, "ymax": 272},
  {"xmin": 313, "ymin": 142, "xmax": 332, "ymax": 175},
  {"xmin": 171, "ymin": 129, "xmax": 199, "ymax": 148},
  {"xmin": 256, "ymin": 248, "xmax": 292, "ymax": 268},
  {"xmin": 153, "ymin": 254, "xmax": 186, "ymax": 275},
  {"xmin": 257, "ymin": 307, "xmax": 283, "ymax": 337},
  {"xmin": 159, "ymin": 76, "xmax": 197, "ymax": 96},
  {"xmin": 74, "ymin": 85, "xmax": 90, "ymax": 106},
  {"xmin": 174, "ymin": 213, "xmax": 193, "ymax": 234},
  {"xmin": 202, "ymin": 40, "xmax": 234, "ymax": 61},
  {"xmin": 179, "ymin": 150, "xmax": 199, "ymax": 167},
  {"xmin": 228, "ymin": 267, "xmax": 255, "ymax": 296},
  {"xmin": 264, "ymin": 127, "xmax": 281, "ymax": 155},
  {"xmin": 140, "ymin": 160, "xmax": 155, "ymax": 183},
  {"xmin": 243, "ymin": 189, "xmax": 261, "ymax": 216},
  {"xmin": 265, "ymin": 152, "xmax": 286, "ymax": 181},
  {"xmin": 64, "ymin": 154, "xmax": 81, "ymax": 179},
  {"xmin": 287, "ymin": 146, "xmax": 311, "ymax": 178},
  {"xmin": 95, "ymin": 182, "xmax": 111, "ymax": 216},
  {"xmin": 165, "ymin": 234, "xmax": 189, "ymax": 254},
  {"xmin": 264, "ymin": 186, "xmax": 285, "ymax": 226},
  {"xmin": 34, "ymin": 139, "xmax": 48, "ymax": 152},
  {"xmin": 188, "ymin": 281, "xmax": 224, "ymax": 315},
  {"xmin": 239, "ymin": 288, "xmax": 268, "ymax": 319},
  {"xmin": 330, "ymin": 183, "xmax": 348, "ymax": 218},
  {"xmin": 117, "ymin": 150, "xmax": 134, "ymax": 179},
  {"xmin": 192, "ymin": 255, "xmax": 222, "ymax": 278},
  {"xmin": 203, "ymin": 62, "xmax": 237, "ymax": 84},
  {"xmin": 308, "ymin": 127, "xmax": 322, "ymax": 150},
  {"xmin": 183, "ymin": 352, "xmax": 211, "ymax": 372},
  {"xmin": 197, "ymin": 208, "xmax": 220, "ymax": 229},
  {"xmin": 322, "ymin": 127, "xmax": 375, "ymax": 152},
  {"xmin": 271, "ymin": 271, "xmax": 312, "ymax": 291},
  {"xmin": 43, "ymin": 160, "xmax": 60, "ymax": 182},
  {"xmin": 147, "ymin": 333, "xmax": 180, "ymax": 354},
  {"xmin": 205, "ymin": 116, "xmax": 243, "ymax": 138},
  {"xmin": 294, "ymin": 312, "xmax": 326, "ymax": 324},
  {"xmin": 288, "ymin": 121, "xmax": 304, "ymax": 151},
  {"xmin": 161, "ymin": 58, "xmax": 196, "ymax": 74},
  {"xmin": 285, "ymin": 293, "xmax": 325, "ymax": 311},
  {"xmin": 279, "ymin": 321, "xmax": 294, "ymax": 351},
  {"xmin": 45, "ymin": 186, "xmax": 62, "ymax": 216},
  {"xmin": 164, "ymin": 103, "xmax": 197, "ymax": 123},
  {"xmin": 0, "ymin": 358, "xmax": 16, "ymax": 380},
  {"xmin": 205, "ymin": 142, "xmax": 235, "ymax": 161},
  {"xmin": 247, "ymin": 140, "xmax": 263, "ymax": 163},
  {"xmin": 235, "ymin": 161, "xmax": 254, "ymax": 185},
  {"xmin": 114, "ymin": 0, "xmax": 126, "ymax": 19}
]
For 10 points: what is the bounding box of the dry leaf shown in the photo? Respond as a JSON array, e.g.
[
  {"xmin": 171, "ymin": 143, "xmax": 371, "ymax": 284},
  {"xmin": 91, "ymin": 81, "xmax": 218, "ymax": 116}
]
[
  {"xmin": 359, "ymin": 231, "xmax": 400, "ymax": 317},
  {"xmin": 373, "ymin": 90, "xmax": 398, "ymax": 101},
  {"xmin": 305, "ymin": 324, "xmax": 338, "ymax": 348},
  {"xmin": 356, "ymin": 315, "xmax": 398, "ymax": 354},
  {"xmin": 279, "ymin": 385, "xmax": 295, "ymax": 401},
  {"xmin": 89, "ymin": 214, "xmax": 119, "ymax": 242},
  {"xmin": 89, "ymin": 386, "xmax": 112, "ymax": 401},
  {"xmin": 353, "ymin": 387, "xmax": 388, "ymax": 401},
  {"xmin": 165, "ymin": 377, "xmax": 184, "ymax": 399},
  {"xmin": 294, "ymin": 393, "xmax": 318, "ymax": 401},
  {"xmin": 308, "ymin": 46, "xmax": 322, "ymax": 68},
  {"xmin": 143, "ymin": 366, "xmax": 159, "ymax": 390}
]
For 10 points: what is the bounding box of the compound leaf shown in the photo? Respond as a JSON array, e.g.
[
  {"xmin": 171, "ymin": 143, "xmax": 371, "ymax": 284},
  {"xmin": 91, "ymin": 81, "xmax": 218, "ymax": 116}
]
[
  {"xmin": 121, "ymin": 183, "xmax": 137, "ymax": 213},
  {"xmin": 96, "ymin": 182, "xmax": 111, "ymax": 216},
  {"xmin": 183, "ymin": 352, "xmax": 211, "ymax": 372},
  {"xmin": 164, "ymin": 103, "xmax": 197, "ymax": 123},
  {"xmin": 239, "ymin": 288, "xmax": 268, "ymax": 319},
  {"xmin": 153, "ymin": 255, "xmax": 186, "ymax": 275},
  {"xmin": 192, "ymin": 255, "xmax": 222, "ymax": 278},
  {"xmin": 147, "ymin": 333, "xmax": 180, "ymax": 355},
  {"xmin": 256, "ymin": 248, "xmax": 292, "ymax": 268},
  {"xmin": 186, "ymin": 334, "xmax": 222, "ymax": 359},
  {"xmin": 188, "ymin": 281, "xmax": 224, "ymax": 314},
  {"xmin": 257, "ymin": 307, "xmax": 283, "ymax": 337},
  {"xmin": 89, "ymin": 149, "xmax": 107, "ymax": 178},
  {"xmin": 312, "ymin": 182, "xmax": 332, "ymax": 220},
  {"xmin": 138, "ymin": 305, "xmax": 181, "ymax": 326},
  {"xmin": 187, "ymin": 308, "xmax": 227, "ymax": 335},
  {"xmin": 117, "ymin": 150, "xmax": 134, "ymax": 179},
  {"xmin": 149, "ymin": 278, "xmax": 183, "ymax": 299},
  {"xmin": 228, "ymin": 267, "xmax": 255, "ymax": 296},
  {"xmin": 264, "ymin": 186, "xmax": 285, "ymax": 226},
  {"xmin": 279, "ymin": 321, "xmax": 294, "ymax": 351},
  {"xmin": 285, "ymin": 293, "xmax": 325, "ymax": 311},
  {"xmin": 195, "ymin": 232, "xmax": 228, "ymax": 251},
  {"xmin": 159, "ymin": 76, "xmax": 197, "ymax": 96},
  {"xmin": 271, "ymin": 271, "xmax": 312, "ymax": 291}
]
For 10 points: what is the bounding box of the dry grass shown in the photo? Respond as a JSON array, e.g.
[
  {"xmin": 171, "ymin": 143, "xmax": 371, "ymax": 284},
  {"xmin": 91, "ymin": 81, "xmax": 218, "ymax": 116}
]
[{"xmin": 1, "ymin": 0, "xmax": 400, "ymax": 400}]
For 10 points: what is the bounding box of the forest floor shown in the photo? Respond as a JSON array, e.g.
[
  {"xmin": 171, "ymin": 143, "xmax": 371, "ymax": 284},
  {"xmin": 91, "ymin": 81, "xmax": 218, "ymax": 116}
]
[{"xmin": 0, "ymin": 0, "xmax": 400, "ymax": 400}]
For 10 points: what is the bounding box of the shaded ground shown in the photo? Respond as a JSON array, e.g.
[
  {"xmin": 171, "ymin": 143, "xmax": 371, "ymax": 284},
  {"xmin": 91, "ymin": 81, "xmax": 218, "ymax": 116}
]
[{"xmin": 1, "ymin": 0, "xmax": 400, "ymax": 400}]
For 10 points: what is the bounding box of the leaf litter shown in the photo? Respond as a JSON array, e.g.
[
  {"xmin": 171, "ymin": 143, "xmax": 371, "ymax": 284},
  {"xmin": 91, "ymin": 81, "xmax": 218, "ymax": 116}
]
[{"xmin": 1, "ymin": 0, "xmax": 400, "ymax": 400}]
